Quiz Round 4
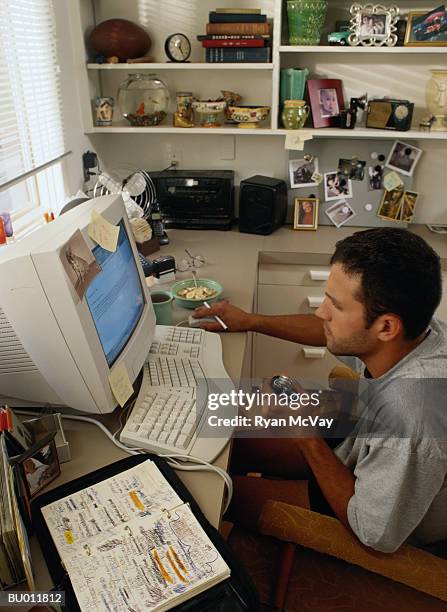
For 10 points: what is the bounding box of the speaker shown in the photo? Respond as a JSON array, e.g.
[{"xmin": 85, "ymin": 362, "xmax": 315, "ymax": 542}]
[{"xmin": 238, "ymin": 175, "xmax": 287, "ymax": 235}]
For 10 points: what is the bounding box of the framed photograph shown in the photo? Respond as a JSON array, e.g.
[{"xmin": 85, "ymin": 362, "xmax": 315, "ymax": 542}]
[
  {"xmin": 349, "ymin": 4, "xmax": 399, "ymax": 47},
  {"xmin": 377, "ymin": 187, "xmax": 404, "ymax": 222},
  {"xmin": 368, "ymin": 165, "xmax": 384, "ymax": 190},
  {"xmin": 386, "ymin": 141, "xmax": 423, "ymax": 177},
  {"xmin": 404, "ymin": 6, "xmax": 447, "ymax": 46},
  {"xmin": 324, "ymin": 171, "xmax": 353, "ymax": 201},
  {"xmin": 400, "ymin": 190, "xmax": 419, "ymax": 222},
  {"xmin": 306, "ymin": 79, "xmax": 344, "ymax": 128},
  {"xmin": 325, "ymin": 200, "xmax": 356, "ymax": 228},
  {"xmin": 17, "ymin": 438, "xmax": 60, "ymax": 499},
  {"xmin": 294, "ymin": 198, "xmax": 319, "ymax": 231},
  {"xmin": 289, "ymin": 157, "xmax": 319, "ymax": 189}
]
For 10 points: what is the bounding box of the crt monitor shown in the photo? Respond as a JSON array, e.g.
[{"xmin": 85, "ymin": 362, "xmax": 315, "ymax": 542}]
[{"xmin": 0, "ymin": 194, "xmax": 156, "ymax": 413}]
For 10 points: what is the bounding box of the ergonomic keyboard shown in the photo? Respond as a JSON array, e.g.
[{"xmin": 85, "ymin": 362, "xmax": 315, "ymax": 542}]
[{"xmin": 120, "ymin": 325, "xmax": 236, "ymax": 462}]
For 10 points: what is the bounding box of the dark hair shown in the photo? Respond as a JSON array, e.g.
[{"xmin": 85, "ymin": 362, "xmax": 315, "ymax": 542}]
[{"xmin": 330, "ymin": 228, "xmax": 442, "ymax": 339}]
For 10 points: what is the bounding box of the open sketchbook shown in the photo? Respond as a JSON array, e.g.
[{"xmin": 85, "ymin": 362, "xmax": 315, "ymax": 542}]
[{"xmin": 41, "ymin": 459, "xmax": 230, "ymax": 612}]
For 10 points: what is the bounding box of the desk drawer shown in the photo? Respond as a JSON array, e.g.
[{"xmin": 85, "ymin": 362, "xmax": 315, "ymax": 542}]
[
  {"xmin": 257, "ymin": 285, "xmax": 326, "ymax": 316},
  {"xmin": 258, "ymin": 264, "xmax": 331, "ymax": 286},
  {"xmin": 253, "ymin": 334, "xmax": 339, "ymax": 383}
]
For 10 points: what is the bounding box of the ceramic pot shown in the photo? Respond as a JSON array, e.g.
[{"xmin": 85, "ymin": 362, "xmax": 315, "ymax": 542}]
[
  {"xmin": 174, "ymin": 91, "xmax": 194, "ymax": 127},
  {"xmin": 426, "ymin": 69, "xmax": 447, "ymax": 131},
  {"xmin": 226, "ymin": 105, "xmax": 270, "ymax": 128},
  {"xmin": 286, "ymin": 0, "xmax": 328, "ymax": 46},
  {"xmin": 192, "ymin": 100, "xmax": 226, "ymax": 127},
  {"xmin": 281, "ymin": 100, "xmax": 309, "ymax": 129},
  {"xmin": 117, "ymin": 73, "xmax": 170, "ymax": 126}
]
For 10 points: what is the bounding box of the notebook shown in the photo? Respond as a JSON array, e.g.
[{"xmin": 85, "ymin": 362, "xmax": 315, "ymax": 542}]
[{"xmin": 41, "ymin": 459, "xmax": 231, "ymax": 611}]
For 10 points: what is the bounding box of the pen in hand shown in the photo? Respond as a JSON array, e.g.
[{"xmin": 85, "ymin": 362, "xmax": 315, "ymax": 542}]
[{"xmin": 203, "ymin": 301, "xmax": 228, "ymax": 331}]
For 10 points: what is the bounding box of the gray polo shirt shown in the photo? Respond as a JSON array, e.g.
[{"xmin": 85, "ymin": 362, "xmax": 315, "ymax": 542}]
[{"xmin": 335, "ymin": 318, "xmax": 447, "ymax": 553}]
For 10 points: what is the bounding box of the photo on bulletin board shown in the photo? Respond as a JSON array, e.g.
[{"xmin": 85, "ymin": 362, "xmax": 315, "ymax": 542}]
[
  {"xmin": 377, "ymin": 187, "xmax": 404, "ymax": 222},
  {"xmin": 325, "ymin": 200, "xmax": 356, "ymax": 228},
  {"xmin": 386, "ymin": 141, "xmax": 423, "ymax": 177},
  {"xmin": 324, "ymin": 172, "xmax": 353, "ymax": 201},
  {"xmin": 404, "ymin": 6, "xmax": 447, "ymax": 46},
  {"xmin": 306, "ymin": 79, "xmax": 344, "ymax": 128},
  {"xmin": 368, "ymin": 165, "xmax": 384, "ymax": 190},
  {"xmin": 293, "ymin": 198, "xmax": 319, "ymax": 231},
  {"xmin": 16, "ymin": 438, "xmax": 60, "ymax": 499},
  {"xmin": 289, "ymin": 157, "xmax": 319, "ymax": 189}
]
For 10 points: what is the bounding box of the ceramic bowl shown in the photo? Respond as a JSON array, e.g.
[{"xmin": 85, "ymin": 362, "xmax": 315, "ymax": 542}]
[
  {"xmin": 171, "ymin": 278, "xmax": 223, "ymax": 309},
  {"xmin": 227, "ymin": 105, "xmax": 271, "ymax": 127},
  {"xmin": 192, "ymin": 100, "xmax": 227, "ymax": 114}
]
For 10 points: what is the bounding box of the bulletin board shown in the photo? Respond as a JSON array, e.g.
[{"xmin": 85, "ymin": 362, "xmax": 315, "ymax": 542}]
[{"xmin": 286, "ymin": 137, "xmax": 420, "ymax": 228}]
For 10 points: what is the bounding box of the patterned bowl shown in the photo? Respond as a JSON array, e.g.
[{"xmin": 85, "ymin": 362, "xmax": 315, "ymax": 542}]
[
  {"xmin": 227, "ymin": 105, "xmax": 271, "ymax": 128},
  {"xmin": 192, "ymin": 100, "xmax": 227, "ymax": 127}
]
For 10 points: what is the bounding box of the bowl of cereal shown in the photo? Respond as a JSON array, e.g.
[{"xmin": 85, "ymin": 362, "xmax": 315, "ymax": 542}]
[{"xmin": 171, "ymin": 278, "xmax": 223, "ymax": 309}]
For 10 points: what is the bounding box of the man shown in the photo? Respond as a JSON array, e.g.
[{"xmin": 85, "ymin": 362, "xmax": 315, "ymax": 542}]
[{"xmin": 193, "ymin": 228, "xmax": 447, "ymax": 553}]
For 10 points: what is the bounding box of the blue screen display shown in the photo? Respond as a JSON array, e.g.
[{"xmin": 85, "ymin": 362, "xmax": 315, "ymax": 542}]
[{"xmin": 85, "ymin": 221, "xmax": 145, "ymax": 366}]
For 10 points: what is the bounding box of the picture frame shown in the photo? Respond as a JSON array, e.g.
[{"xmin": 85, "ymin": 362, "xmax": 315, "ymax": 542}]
[
  {"xmin": 348, "ymin": 4, "xmax": 399, "ymax": 47},
  {"xmin": 386, "ymin": 140, "xmax": 422, "ymax": 177},
  {"xmin": 289, "ymin": 157, "xmax": 319, "ymax": 189},
  {"xmin": 404, "ymin": 7, "xmax": 447, "ymax": 46},
  {"xmin": 306, "ymin": 79, "xmax": 344, "ymax": 128},
  {"xmin": 325, "ymin": 199, "xmax": 356, "ymax": 228},
  {"xmin": 324, "ymin": 171, "xmax": 353, "ymax": 201},
  {"xmin": 16, "ymin": 437, "xmax": 60, "ymax": 499},
  {"xmin": 293, "ymin": 198, "xmax": 319, "ymax": 231}
]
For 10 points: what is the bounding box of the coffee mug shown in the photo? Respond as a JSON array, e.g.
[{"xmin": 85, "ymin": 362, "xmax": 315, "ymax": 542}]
[{"xmin": 150, "ymin": 290, "xmax": 173, "ymax": 325}]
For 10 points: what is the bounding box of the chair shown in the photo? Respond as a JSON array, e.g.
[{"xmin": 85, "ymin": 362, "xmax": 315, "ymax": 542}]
[{"xmin": 227, "ymin": 366, "xmax": 447, "ymax": 611}]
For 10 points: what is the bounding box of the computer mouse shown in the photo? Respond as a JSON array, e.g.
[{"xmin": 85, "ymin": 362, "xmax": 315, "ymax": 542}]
[{"xmin": 188, "ymin": 315, "xmax": 217, "ymax": 328}]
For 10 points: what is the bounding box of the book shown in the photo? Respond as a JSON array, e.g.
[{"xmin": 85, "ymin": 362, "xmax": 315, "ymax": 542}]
[
  {"xmin": 206, "ymin": 22, "xmax": 270, "ymax": 35},
  {"xmin": 41, "ymin": 459, "xmax": 231, "ymax": 612},
  {"xmin": 197, "ymin": 34, "xmax": 270, "ymax": 40},
  {"xmin": 209, "ymin": 12, "xmax": 267, "ymax": 23},
  {"xmin": 215, "ymin": 7, "xmax": 261, "ymax": 13},
  {"xmin": 206, "ymin": 47, "xmax": 270, "ymax": 62},
  {"xmin": 201, "ymin": 39, "xmax": 267, "ymax": 48}
]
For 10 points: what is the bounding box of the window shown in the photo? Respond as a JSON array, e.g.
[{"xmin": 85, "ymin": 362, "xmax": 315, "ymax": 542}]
[{"xmin": 0, "ymin": 0, "xmax": 67, "ymax": 230}]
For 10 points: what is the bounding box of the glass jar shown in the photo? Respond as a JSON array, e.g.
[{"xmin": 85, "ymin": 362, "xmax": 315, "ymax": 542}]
[
  {"xmin": 282, "ymin": 99, "xmax": 309, "ymax": 129},
  {"xmin": 117, "ymin": 73, "xmax": 170, "ymax": 126}
]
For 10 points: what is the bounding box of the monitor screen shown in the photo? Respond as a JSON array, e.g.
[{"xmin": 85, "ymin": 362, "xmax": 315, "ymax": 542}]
[{"xmin": 85, "ymin": 220, "xmax": 145, "ymax": 366}]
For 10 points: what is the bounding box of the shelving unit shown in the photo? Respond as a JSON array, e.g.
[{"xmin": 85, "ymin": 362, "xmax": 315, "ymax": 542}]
[{"xmin": 71, "ymin": 1, "xmax": 447, "ymax": 139}]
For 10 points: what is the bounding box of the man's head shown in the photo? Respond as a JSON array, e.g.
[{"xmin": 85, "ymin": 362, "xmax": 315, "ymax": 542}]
[{"xmin": 316, "ymin": 228, "xmax": 442, "ymax": 356}]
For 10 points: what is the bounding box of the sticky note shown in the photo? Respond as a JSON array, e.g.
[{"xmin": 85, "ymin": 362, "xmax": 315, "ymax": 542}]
[
  {"xmin": 285, "ymin": 131, "xmax": 313, "ymax": 151},
  {"xmin": 88, "ymin": 210, "xmax": 119, "ymax": 252},
  {"xmin": 108, "ymin": 362, "xmax": 133, "ymax": 407},
  {"xmin": 383, "ymin": 171, "xmax": 403, "ymax": 192}
]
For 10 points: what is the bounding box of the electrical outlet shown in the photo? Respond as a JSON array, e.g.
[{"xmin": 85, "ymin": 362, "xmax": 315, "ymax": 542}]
[{"xmin": 165, "ymin": 144, "xmax": 182, "ymax": 167}]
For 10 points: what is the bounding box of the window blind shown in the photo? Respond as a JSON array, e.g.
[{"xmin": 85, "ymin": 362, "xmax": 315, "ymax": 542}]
[{"xmin": 0, "ymin": 0, "xmax": 66, "ymax": 188}]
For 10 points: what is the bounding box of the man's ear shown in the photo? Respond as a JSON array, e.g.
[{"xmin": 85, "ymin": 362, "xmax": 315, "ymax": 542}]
[{"xmin": 375, "ymin": 314, "xmax": 403, "ymax": 343}]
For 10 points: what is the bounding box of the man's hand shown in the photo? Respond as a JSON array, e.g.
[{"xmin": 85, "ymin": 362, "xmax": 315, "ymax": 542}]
[{"xmin": 193, "ymin": 300, "xmax": 252, "ymax": 332}]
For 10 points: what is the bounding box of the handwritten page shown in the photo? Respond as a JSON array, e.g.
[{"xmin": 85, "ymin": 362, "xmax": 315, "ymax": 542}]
[
  {"xmin": 108, "ymin": 362, "xmax": 133, "ymax": 407},
  {"xmin": 383, "ymin": 171, "xmax": 403, "ymax": 191},
  {"xmin": 88, "ymin": 210, "xmax": 119, "ymax": 252},
  {"xmin": 41, "ymin": 460, "xmax": 230, "ymax": 612}
]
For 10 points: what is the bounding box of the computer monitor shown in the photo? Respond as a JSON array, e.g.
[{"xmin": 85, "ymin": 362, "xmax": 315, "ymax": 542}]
[{"xmin": 0, "ymin": 194, "xmax": 156, "ymax": 413}]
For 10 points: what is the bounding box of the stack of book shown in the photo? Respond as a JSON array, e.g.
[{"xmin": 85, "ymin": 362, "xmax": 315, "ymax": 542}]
[{"xmin": 198, "ymin": 8, "xmax": 271, "ymax": 63}]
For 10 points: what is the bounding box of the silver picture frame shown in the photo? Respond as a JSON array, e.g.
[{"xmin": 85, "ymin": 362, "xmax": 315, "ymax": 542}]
[{"xmin": 348, "ymin": 3, "xmax": 399, "ymax": 47}]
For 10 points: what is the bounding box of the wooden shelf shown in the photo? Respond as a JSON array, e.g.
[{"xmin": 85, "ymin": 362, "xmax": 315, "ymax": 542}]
[
  {"xmin": 87, "ymin": 123, "xmax": 447, "ymax": 139},
  {"xmin": 87, "ymin": 62, "xmax": 274, "ymax": 70},
  {"xmin": 279, "ymin": 45, "xmax": 447, "ymax": 54}
]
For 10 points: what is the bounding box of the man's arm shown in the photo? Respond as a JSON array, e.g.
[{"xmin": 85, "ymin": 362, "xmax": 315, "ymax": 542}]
[
  {"xmin": 293, "ymin": 437, "xmax": 355, "ymax": 529},
  {"xmin": 193, "ymin": 302, "xmax": 326, "ymax": 346}
]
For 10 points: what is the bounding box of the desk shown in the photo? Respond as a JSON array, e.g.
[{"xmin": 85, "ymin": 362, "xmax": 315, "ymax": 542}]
[{"xmin": 15, "ymin": 224, "xmax": 447, "ymax": 590}]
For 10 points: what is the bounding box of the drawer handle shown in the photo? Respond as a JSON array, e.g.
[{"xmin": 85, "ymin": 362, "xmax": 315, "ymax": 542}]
[
  {"xmin": 310, "ymin": 270, "xmax": 330, "ymax": 281},
  {"xmin": 303, "ymin": 347, "xmax": 326, "ymax": 359},
  {"xmin": 307, "ymin": 296, "xmax": 325, "ymax": 308}
]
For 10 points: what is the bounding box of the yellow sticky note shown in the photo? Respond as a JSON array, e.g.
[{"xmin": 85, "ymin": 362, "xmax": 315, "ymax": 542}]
[
  {"xmin": 108, "ymin": 362, "xmax": 134, "ymax": 407},
  {"xmin": 285, "ymin": 130, "xmax": 313, "ymax": 151},
  {"xmin": 88, "ymin": 210, "xmax": 119, "ymax": 252},
  {"xmin": 383, "ymin": 171, "xmax": 403, "ymax": 192}
]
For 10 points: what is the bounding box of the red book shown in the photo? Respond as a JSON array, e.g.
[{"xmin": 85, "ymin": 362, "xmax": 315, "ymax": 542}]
[
  {"xmin": 206, "ymin": 22, "xmax": 270, "ymax": 35},
  {"xmin": 201, "ymin": 39, "xmax": 266, "ymax": 48}
]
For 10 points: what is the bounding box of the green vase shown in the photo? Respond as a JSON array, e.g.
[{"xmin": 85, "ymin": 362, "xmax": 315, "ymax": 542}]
[
  {"xmin": 280, "ymin": 68, "xmax": 309, "ymax": 107},
  {"xmin": 286, "ymin": 0, "xmax": 328, "ymax": 46}
]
